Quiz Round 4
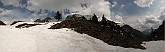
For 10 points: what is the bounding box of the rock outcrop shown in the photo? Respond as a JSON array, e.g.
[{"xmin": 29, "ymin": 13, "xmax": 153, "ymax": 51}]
[
  {"xmin": 49, "ymin": 15, "xmax": 145, "ymax": 49},
  {"xmin": 34, "ymin": 19, "xmax": 43, "ymax": 23},
  {"xmin": 16, "ymin": 23, "xmax": 42, "ymax": 28},
  {"xmin": 34, "ymin": 17, "xmax": 52, "ymax": 23},
  {"xmin": 146, "ymin": 20, "xmax": 165, "ymax": 41},
  {"xmin": 0, "ymin": 20, "xmax": 6, "ymax": 25},
  {"xmin": 10, "ymin": 21, "xmax": 24, "ymax": 25}
]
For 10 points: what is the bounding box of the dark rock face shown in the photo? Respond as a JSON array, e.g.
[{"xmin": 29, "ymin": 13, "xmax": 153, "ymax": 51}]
[
  {"xmin": 34, "ymin": 17, "xmax": 52, "ymax": 23},
  {"xmin": 10, "ymin": 21, "xmax": 24, "ymax": 25},
  {"xmin": 0, "ymin": 20, "xmax": 6, "ymax": 25},
  {"xmin": 66, "ymin": 14, "xmax": 83, "ymax": 20},
  {"xmin": 42, "ymin": 17, "xmax": 52, "ymax": 22},
  {"xmin": 66, "ymin": 14, "xmax": 93, "ymax": 20},
  {"xmin": 16, "ymin": 23, "xmax": 42, "ymax": 28},
  {"xmin": 49, "ymin": 15, "xmax": 145, "ymax": 49},
  {"xmin": 121, "ymin": 25, "xmax": 146, "ymax": 40},
  {"xmin": 34, "ymin": 19, "xmax": 43, "ymax": 22},
  {"xmin": 147, "ymin": 20, "xmax": 165, "ymax": 41}
]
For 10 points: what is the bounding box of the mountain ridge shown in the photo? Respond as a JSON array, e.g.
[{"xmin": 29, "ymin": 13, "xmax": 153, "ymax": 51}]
[{"xmin": 49, "ymin": 14, "xmax": 146, "ymax": 49}]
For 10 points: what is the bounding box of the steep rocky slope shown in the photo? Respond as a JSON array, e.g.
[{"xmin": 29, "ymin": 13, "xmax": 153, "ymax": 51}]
[
  {"xmin": 49, "ymin": 15, "xmax": 146, "ymax": 49},
  {"xmin": 146, "ymin": 20, "xmax": 165, "ymax": 41}
]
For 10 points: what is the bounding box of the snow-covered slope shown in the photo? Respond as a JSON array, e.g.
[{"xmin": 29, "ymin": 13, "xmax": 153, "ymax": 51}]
[{"xmin": 0, "ymin": 22, "xmax": 164, "ymax": 52}]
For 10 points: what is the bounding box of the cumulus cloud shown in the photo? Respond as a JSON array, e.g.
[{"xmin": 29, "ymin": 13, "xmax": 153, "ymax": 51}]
[
  {"xmin": 0, "ymin": 0, "xmax": 164, "ymax": 31},
  {"xmin": 0, "ymin": 8, "xmax": 42, "ymax": 24},
  {"xmin": 0, "ymin": 0, "xmax": 111, "ymax": 19},
  {"xmin": 112, "ymin": 1, "xmax": 117, "ymax": 7},
  {"xmin": 114, "ymin": 15, "xmax": 124, "ymax": 23},
  {"xmin": 132, "ymin": 15, "xmax": 162, "ymax": 31},
  {"xmin": 134, "ymin": 0, "xmax": 154, "ymax": 7},
  {"xmin": 78, "ymin": 0, "xmax": 111, "ymax": 19},
  {"xmin": 136, "ymin": 11, "xmax": 164, "ymax": 31},
  {"xmin": 27, "ymin": 0, "xmax": 111, "ymax": 19},
  {"xmin": 0, "ymin": 0, "xmax": 111, "ymax": 23},
  {"xmin": 145, "ymin": 15, "xmax": 161, "ymax": 24},
  {"xmin": 144, "ymin": 16, "xmax": 162, "ymax": 29},
  {"xmin": 111, "ymin": 0, "xmax": 165, "ymax": 31}
]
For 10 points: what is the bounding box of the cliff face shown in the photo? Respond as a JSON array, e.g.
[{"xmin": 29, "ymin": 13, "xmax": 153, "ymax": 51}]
[{"xmin": 148, "ymin": 20, "xmax": 165, "ymax": 41}]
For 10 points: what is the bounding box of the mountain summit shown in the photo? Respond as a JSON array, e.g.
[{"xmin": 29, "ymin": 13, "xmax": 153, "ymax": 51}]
[{"xmin": 49, "ymin": 14, "xmax": 146, "ymax": 49}]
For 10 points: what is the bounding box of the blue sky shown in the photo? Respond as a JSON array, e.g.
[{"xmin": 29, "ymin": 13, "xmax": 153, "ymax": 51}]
[{"xmin": 0, "ymin": 0, "xmax": 164, "ymax": 31}]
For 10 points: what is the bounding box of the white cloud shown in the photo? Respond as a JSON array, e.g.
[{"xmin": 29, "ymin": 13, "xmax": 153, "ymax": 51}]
[
  {"xmin": 132, "ymin": 15, "xmax": 162, "ymax": 31},
  {"xmin": 112, "ymin": 1, "xmax": 117, "ymax": 7},
  {"xmin": 114, "ymin": 15, "xmax": 124, "ymax": 23},
  {"xmin": 2, "ymin": 0, "xmax": 163, "ymax": 31},
  {"xmin": 27, "ymin": 0, "xmax": 111, "ymax": 19},
  {"xmin": 0, "ymin": 0, "xmax": 111, "ymax": 23},
  {"xmin": 121, "ymin": 4, "xmax": 125, "ymax": 8},
  {"xmin": 144, "ymin": 15, "xmax": 162, "ymax": 29},
  {"xmin": 78, "ymin": 0, "xmax": 111, "ymax": 19},
  {"xmin": 145, "ymin": 15, "xmax": 161, "ymax": 24},
  {"xmin": 0, "ymin": 8, "xmax": 42, "ymax": 24},
  {"xmin": 134, "ymin": 0, "xmax": 154, "ymax": 7},
  {"xmin": 120, "ymin": 0, "xmax": 165, "ymax": 31}
]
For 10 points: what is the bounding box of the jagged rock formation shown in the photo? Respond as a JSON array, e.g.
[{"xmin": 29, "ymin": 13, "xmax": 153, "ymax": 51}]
[
  {"xmin": 121, "ymin": 25, "xmax": 147, "ymax": 40},
  {"xmin": 49, "ymin": 15, "xmax": 145, "ymax": 49},
  {"xmin": 66, "ymin": 14, "xmax": 93, "ymax": 20},
  {"xmin": 10, "ymin": 21, "xmax": 24, "ymax": 25},
  {"xmin": 34, "ymin": 17, "xmax": 52, "ymax": 23},
  {"xmin": 0, "ymin": 20, "xmax": 6, "ymax": 25},
  {"xmin": 34, "ymin": 19, "xmax": 42, "ymax": 22},
  {"xmin": 16, "ymin": 23, "xmax": 42, "ymax": 28},
  {"xmin": 146, "ymin": 20, "xmax": 165, "ymax": 41},
  {"xmin": 42, "ymin": 17, "xmax": 52, "ymax": 22}
]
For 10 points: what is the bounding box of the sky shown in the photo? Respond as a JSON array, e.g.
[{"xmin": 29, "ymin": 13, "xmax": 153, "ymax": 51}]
[{"xmin": 0, "ymin": 0, "xmax": 164, "ymax": 31}]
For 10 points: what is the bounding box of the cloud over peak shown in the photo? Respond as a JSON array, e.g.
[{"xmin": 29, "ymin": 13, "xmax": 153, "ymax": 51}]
[
  {"xmin": 27, "ymin": 0, "xmax": 111, "ymax": 18},
  {"xmin": 0, "ymin": 0, "xmax": 164, "ymax": 31},
  {"xmin": 134, "ymin": 0, "xmax": 154, "ymax": 7}
]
